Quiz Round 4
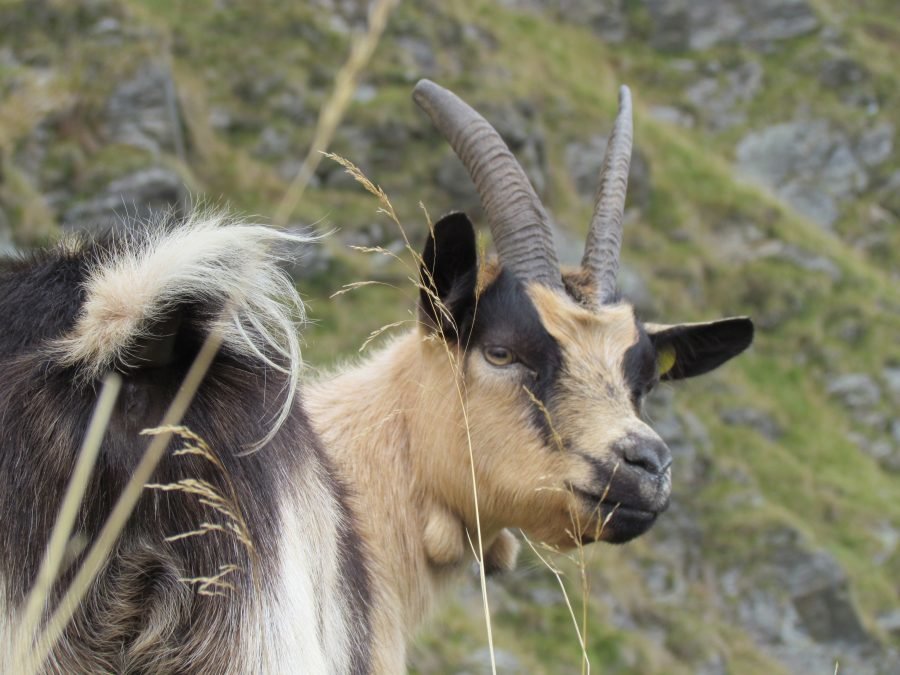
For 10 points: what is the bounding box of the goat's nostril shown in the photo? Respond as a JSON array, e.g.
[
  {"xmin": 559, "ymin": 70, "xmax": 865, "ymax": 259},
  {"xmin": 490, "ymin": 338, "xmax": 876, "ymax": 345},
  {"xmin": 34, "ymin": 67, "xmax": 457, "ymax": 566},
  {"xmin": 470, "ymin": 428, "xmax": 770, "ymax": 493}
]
[{"xmin": 621, "ymin": 439, "xmax": 671, "ymax": 477}]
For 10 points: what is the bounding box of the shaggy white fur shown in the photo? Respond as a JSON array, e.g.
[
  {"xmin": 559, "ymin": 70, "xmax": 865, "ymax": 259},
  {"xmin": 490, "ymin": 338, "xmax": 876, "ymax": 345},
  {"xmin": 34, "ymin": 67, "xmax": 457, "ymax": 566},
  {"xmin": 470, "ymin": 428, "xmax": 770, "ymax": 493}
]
[{"xmin": 53, "ymin": 212, "xmax": 310, "ymax": 449}]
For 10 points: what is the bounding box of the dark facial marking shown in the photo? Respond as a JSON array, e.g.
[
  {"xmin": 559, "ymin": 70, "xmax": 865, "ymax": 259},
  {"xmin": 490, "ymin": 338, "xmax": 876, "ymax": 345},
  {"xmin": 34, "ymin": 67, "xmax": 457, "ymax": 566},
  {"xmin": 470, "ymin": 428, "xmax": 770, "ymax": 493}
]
[
  {"xmin": 467, "ymin": 270, "xmax": 563, "ymax": 443},
  {"xmin": 622, "ymin": 318, "xmax": 658, "ymax": 406}
]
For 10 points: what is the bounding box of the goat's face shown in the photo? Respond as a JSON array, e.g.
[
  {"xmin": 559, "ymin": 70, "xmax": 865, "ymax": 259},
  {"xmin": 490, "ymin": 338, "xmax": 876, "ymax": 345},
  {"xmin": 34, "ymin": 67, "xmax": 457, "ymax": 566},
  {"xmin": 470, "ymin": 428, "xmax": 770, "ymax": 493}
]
[
  {"xmin": 413, "ymin": 80, "xmax": 752, "ymax": 549},
  {"xmin": 418, "ymin": 214, "xmax": 753, "ymax": 549}
]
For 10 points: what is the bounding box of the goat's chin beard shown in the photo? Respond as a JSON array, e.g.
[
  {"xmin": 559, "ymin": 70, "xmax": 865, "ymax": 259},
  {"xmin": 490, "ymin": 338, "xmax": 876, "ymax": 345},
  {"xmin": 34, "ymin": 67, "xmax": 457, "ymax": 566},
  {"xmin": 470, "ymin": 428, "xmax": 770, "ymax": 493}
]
[
  {"xmin": 541, "ymin": 502, "xmax": 660, "ymax": 550},
  {"xmin": 520, "ymin": 499, "xmax": 662, "ymax": 551},
  {"xmin": 577, "ymin": 504, "xmax": 660, "ymax": 545}
]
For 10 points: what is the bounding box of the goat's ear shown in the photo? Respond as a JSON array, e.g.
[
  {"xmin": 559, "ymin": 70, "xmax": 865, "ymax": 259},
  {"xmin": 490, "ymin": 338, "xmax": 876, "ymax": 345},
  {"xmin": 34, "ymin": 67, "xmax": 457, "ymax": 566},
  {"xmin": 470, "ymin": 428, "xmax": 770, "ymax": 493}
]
[
  {"xmin": 646, "ymin": 316, "xmax": 753, "ymax": 381},
  {"xmin": 419, "ymin": 212, "xmax": 478, "ymax": 341}
]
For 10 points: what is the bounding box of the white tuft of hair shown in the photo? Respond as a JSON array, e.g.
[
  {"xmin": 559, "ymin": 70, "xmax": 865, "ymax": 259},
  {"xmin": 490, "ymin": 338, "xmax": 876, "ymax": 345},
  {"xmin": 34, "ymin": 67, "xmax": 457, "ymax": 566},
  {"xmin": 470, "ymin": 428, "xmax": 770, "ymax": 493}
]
[{"xmin": 54, "ymin": 211, "xmax": 311, "ymax": 450}]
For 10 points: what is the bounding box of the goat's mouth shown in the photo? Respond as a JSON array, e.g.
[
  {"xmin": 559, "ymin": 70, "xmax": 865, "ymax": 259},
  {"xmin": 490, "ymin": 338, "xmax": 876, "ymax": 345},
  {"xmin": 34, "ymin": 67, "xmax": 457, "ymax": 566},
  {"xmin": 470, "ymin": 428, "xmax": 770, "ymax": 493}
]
[{"xmin": 569, "ymin": 487, "xmax": 666, "ymax": 545}]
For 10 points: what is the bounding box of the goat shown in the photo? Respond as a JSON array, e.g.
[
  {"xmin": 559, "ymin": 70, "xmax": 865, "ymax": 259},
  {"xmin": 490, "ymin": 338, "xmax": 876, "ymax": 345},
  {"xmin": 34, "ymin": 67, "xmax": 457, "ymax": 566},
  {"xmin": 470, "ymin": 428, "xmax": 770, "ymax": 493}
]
[
  {"xmin": 0, "ymin": 219, "xmax": 371, "ymax": 673},
  {"xmin": 0, "ymin": 80, "xmax": 753, "ymax": 673}
]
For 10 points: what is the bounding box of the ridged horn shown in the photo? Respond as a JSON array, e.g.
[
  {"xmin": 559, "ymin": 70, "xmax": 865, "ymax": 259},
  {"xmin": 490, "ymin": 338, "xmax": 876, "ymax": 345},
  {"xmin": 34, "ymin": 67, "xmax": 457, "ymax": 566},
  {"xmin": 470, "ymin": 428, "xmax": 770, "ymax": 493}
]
[
  {"xmin": 413, "ymin": 79, "xmax": 562, "ymax": 289},
  {"xmin": 581, "ymin": 85, "xmax": 633, "ymax": 305}
]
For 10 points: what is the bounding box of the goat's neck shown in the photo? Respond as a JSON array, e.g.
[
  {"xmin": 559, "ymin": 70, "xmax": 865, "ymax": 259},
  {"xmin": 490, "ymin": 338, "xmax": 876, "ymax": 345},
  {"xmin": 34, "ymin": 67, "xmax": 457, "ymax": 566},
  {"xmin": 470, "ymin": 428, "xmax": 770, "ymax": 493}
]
[{"xmin": 306, "ymin": 332, "xmax": 502, "ymax": 670}]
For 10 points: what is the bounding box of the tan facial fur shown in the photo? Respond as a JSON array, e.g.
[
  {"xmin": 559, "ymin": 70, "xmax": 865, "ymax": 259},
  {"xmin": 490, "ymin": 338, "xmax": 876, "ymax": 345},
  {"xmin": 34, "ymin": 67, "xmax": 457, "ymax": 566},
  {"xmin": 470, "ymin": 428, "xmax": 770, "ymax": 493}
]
[{"xmin": 424, "ymin": 282, "xmax": 668, "ymax": 550}]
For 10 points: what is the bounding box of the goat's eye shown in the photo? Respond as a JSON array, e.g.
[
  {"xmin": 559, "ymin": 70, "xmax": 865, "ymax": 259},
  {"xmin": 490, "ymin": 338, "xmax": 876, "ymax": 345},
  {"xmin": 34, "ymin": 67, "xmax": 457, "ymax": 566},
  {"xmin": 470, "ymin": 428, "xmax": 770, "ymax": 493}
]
[{"xmin": 484, "ymin": 346, "xmax": 515, "ymax": 367}]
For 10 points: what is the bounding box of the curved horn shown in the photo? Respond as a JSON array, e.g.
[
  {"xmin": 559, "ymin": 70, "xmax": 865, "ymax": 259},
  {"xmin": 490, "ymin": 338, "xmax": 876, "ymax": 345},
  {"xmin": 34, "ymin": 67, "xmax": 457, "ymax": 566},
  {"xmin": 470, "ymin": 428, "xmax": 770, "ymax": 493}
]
[
  {"xmin": 581, "ymin": 85, "xmax": 633, "ymax": 305},
  {"xmin": 413, "ymin": 79, "xmax": 562, "ymax": 289}
]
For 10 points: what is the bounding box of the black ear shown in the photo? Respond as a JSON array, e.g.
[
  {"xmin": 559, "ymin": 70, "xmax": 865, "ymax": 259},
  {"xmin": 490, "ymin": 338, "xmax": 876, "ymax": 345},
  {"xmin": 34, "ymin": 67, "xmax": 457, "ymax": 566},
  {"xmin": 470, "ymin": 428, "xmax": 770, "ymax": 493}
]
[
  {"xmin": 646, "ymin": 316, "xmax": 754, "ymax": 381},
  {"xmin": 419, "ymin": 212, "xmax": 478, "ymax": 341}
]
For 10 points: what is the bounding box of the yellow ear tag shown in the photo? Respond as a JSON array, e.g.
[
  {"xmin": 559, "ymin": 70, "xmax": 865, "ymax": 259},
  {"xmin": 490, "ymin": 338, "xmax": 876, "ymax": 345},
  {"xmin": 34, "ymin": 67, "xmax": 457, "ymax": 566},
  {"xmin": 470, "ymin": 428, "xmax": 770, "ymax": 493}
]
[{"xmin": 657, "ymin": 345, "xmax": 676, "ymax": 376}]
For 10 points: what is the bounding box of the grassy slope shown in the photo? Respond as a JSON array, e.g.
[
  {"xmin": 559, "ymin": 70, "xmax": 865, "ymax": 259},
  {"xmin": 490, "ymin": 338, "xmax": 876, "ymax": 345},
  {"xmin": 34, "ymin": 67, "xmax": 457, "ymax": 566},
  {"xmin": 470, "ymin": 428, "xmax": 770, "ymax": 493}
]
[{"xmin": 3, "ymin": 0, "xmax": 897, "ymax": 671}]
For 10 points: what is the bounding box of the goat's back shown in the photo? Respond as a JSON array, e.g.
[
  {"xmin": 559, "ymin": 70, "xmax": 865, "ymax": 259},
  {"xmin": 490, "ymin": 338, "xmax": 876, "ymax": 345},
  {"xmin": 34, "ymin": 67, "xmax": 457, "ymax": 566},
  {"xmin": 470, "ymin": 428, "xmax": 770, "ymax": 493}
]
[{"xmin": 0, "ymin": 216, "xmax": 371, "ymax": 674}]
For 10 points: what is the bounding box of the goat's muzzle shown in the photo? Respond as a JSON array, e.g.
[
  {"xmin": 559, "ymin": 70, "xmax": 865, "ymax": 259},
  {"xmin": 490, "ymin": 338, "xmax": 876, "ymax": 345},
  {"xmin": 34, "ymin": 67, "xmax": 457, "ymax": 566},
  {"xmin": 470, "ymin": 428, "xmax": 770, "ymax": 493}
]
[{"xmin": 570, "ymin": 434, "xmax": 673, "ymax": 544}]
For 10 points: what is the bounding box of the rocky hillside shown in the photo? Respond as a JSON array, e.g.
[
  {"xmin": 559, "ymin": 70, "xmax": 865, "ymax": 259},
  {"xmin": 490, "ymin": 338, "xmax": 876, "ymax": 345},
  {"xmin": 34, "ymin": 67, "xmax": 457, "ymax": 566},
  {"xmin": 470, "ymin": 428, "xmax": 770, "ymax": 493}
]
[{"xmin": 1, "ymin": 0, "xmax": 898, "ymax": 672}]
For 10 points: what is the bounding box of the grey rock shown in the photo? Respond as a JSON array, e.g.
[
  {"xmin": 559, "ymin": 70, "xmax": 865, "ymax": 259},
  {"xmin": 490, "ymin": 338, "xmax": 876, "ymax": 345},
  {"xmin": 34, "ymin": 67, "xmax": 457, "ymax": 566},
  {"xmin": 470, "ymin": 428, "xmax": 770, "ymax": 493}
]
[
  {"xmin": 272, "ymin": 88, "xmax": 313, "ymax": 125},
  {"xmin": 788, "ymin": 554, "xmax": 869, "ymax": 644},
  {"xmin": 879, "ymin": 610, "xmax": 900, "ymax": 639},
  {"xmin": 500, "ymin": 0, "xmax": 827, "ymax": 50},
  {"xmin": 643, "ymin": 0, "xmax": 692, "ymax": 52},
  {"xmin": 498, "ymin": 0, "xmax": 626, "ymax": 42},
  {"xmin": 549, "ymin": 219, "xmax": 583, "ymax": 268},
  {"xmin": 780, "ymin": 182, "xmax": 839, "ymax": 228},
  {"xmin": 0, "ymin": 209, "xmax": 18, "ymax": 257},
  {"xmin": 208, "ymin": 106, "xmax": 235, "ymax": 132},
  {"xmin": 819, "ymin": 55, "xmax": 880, "ymax": 108},
  {"xmin": 720, "ymin": 407, "xmax": 783, "ymax": 440},
  {"xmin": 433, "ymin": 153, "xmax": 481, "ymax": 214},
  {"xmin": 737, "ymin": 0, "xmax": 819, "ymax": 46},
  {"xmin": 643, "ymin": 0, "xmax": 818, "ymax": 52},
  {"xmin": 684, "ymin": 60, "xmax": 763, "ymax": 130},
  {"xmin": 857, "ymin": 122, "xmax": 895, "ymax": 167},
  {"xmin": 105, "ymin": 61, "xmax": 183, "ymax": 157},
  {"xmin": 91, "ymin": 16, "xmax": 121, "ymax": 36},
  {"xmin": 317, "ymin": 127, "xmax": 373, "ymax": 190},
  {"xmin": 0, "ymin": 46, "xmax": 19, "ymax": 68},
  {"xmin": 395, "ymin": 35, "xmax": 437, "ymax": 78},
  {"xmin": 730, "ymin": 525, "xmax": 872, "ymax": 655},
  {"xmin": 565, "ymin": 135, "xmax": 651, "ymax": 210},
  {"xmin": 618, "ymin": 262, "xmax": 657, "ymax": 315},
  {"xmin": 710, "ymin": 220, "xmax": 765, "ymax": 264},
  {"xmin": 735, "ymin": 120, "xmax": 868, "ymax": 228},
  {"xmin": 254, "ymin": 125, "xmax": 291, "ymax": 159},
  {"xmin": 645, "ymin": 389, "xmax": 713, "ymax": 488},
  {"xmin": 460, "ymin": 647, "xmax": 522, "ymax": 674},
  {"xmin": 752, "ymin": 240, "xmax": 842, "ymax": 281},
  {"xmin": 232, "ymin": 71, "xmax": 283, "ymax": 106},
  {"xmin": 648, "ymin": 105, "xmax": 695, "ymax": 128},
  {"xmin": 526, "ymin": 585, "xmax": 559, "ymax": 608},
  {"xmin": 871, "ymin": 520, "xmax": 900, "ymax": 565},
  {"xmin": 736, "ymin": 586, "xmax": 798, "ymax": 643},
  {"xmin": 881, "ymin": 171, "xmax": 900, "ymax": 220},
  {"xmin": 342, "ymin": 221, "xmax": 390, "ymax": 250},
  {"xmin": 310, "ymin": 0, "xmax": 368, "ymax": 32},
  {"xmin": 62, "ymin": 167, "xmax": 188, "ymax": 233},
  {"xmin": 820, "ymin": 56, "xmax": 868, "ymax": 89},
  {"xmin": 353, "ymin": 83, "xmax": 377, "ymax": 104},
  {"xmin": 826, "ymin": 373, "xmax": 881, "ymax": 410},
  {"xmin": 555, "ymin": 0, "xmax": 627, "ymax": 43},
  {"xmin": 863, "ymin": 438, "xmax": 900, "ymax": 473},
  {"xmin": 822, "ymin": 142, "xmax": 869, "ymax": 196}
]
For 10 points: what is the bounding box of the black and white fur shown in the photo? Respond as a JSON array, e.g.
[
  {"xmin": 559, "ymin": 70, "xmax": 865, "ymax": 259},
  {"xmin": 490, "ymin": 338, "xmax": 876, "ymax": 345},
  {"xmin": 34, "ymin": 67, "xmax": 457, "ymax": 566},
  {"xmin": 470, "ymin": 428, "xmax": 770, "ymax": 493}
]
[{"xmin": 0, "ymin": 214, "xmax": 371, "ymax": 674}]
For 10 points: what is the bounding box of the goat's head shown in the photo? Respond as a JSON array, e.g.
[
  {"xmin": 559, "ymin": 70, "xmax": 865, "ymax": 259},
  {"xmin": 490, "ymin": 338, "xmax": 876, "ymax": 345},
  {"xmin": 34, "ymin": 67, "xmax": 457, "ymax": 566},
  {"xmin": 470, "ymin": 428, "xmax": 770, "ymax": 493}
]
[{"xmin": 413, "ymin": 80, "xmax": 753, "ymax": 549}]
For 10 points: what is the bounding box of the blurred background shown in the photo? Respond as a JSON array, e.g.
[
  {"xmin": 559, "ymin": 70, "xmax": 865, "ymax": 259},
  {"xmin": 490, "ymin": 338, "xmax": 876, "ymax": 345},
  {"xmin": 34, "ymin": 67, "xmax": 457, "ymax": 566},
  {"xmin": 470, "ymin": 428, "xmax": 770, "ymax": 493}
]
[{"xmin": 1, "ymin": 0, "xmax": 898, "ymax": 672}]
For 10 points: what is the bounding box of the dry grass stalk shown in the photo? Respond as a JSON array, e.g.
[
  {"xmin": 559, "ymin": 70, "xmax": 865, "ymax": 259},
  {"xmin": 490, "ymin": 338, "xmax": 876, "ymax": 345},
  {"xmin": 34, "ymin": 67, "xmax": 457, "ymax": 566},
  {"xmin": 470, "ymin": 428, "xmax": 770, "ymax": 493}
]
[
  {"xmin": 273, "ymin": 0, "xmax": 400, "ymax": 226},
  {"xmin": 141, "ymin": 425, "xmax": 254, "ymax": 554},
  {"xmin": 180, "ymin": 564, "xmax": 241, "ymax": 598},
  {"xmin": 521, "ymin": 533, "xmax": 590, "ymax": 668},
  {"xmin": 325, "ymin": 153, "xmax": 499, "ymax": 674},
  {"xmin": 13, "ymin": 374, "xmax": 123, "ymax": 669},
  {"xmin": 330, "ymin": 279, "xmax": 399, "ymax": 298}
]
